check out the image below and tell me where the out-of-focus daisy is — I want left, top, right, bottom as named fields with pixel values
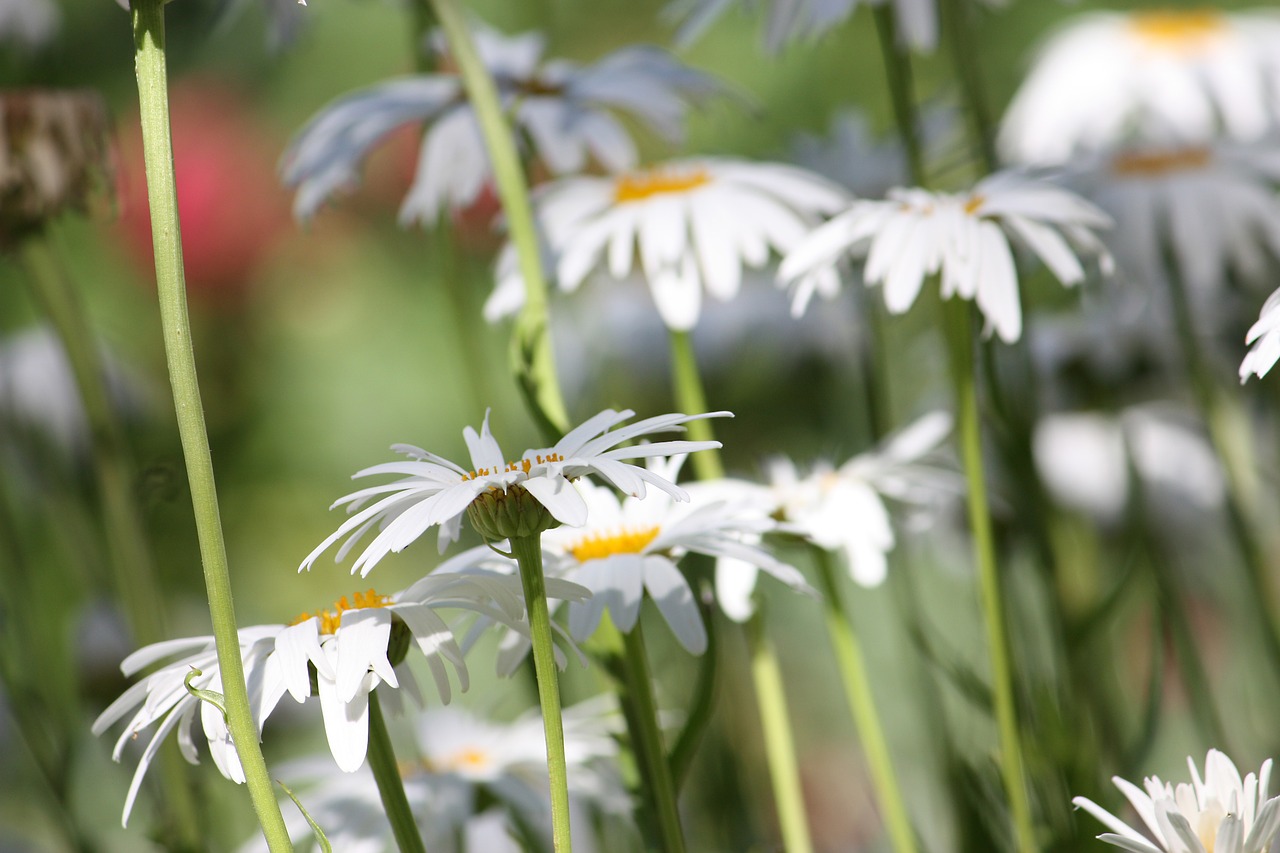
left=486, top=158, right=847, bottom=331
left=301, top=409, right=728, bottom=576
left=282, top=21, right=721, bottom=226
left=110, top=0, right=306, bottom=49
left=779, top=172, right=1112, bottom=342
left=1073, top=749, right=1280, bottom=853
left=1071, top=143, right=1280, bottom=299
left=1000, top=9, right=1280, bottom=165
left=1241, top=288, right=1280, bottom=383
left=238, top=700, right=628, bottom=853
left=1033, top=406, right=1224, bottom=523
left=0, top=0, right=57, bottom=48
left=92, top=574, right=585, bottom=825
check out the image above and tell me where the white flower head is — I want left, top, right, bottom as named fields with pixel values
left=486, top=158, right=848, bottom=331
left=0, top=0, right=57, bottom=49
left=282, top=20, right=723, bottom=226
left=1073, top=750, right=1280, bottom=853
left=92, top=574, right=585, bottom=825
left=779, top=172, right=1113, bottom=342
left=301, top=409, right=730, bottom=577
left=1000, top=9, right=1280, bottom=165
left=1241, top=287, right=1280, bottom=383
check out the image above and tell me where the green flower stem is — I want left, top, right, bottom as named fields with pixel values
left=509, top=534, right=573, bottom=852
left=407, top=0, right=437, bottom=72
left=129, top=3, right=292, bottom=849
left=19, top=235, right=204, bottom=848
left=870, top=5, right=925, bottom=187
left=619, top=622, right=688, bottom=853
left=939, top=0, right=998, bottom=173
left=812, top=548, right=919, bottom=853
left=427, top=0, right=569, bottom=442
left=746, top=609, right=814, bottom=853
left=368, top=691, right=428, bottom=853
left=942, top=301, right=1035, bottom=853
left=668, top=330, right=724, bottom=480
left=668, top=590, right=717, bottom=791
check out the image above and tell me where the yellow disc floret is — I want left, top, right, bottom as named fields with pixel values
left=1129, top=9, right=1226, bottom=55
left=569, top=526, right=662, bottom=563
left=614, top=167, right=712, bottom=203
left=290, top=589, right=392, bottom=636
left=1111, top=147, right=1212, bottom=177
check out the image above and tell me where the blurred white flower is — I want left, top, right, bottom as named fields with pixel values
left=282, top=21, right=721, bottom=225
left=238, top=700, right=627, bottom=853
left=92, top=575, right=571, bottom=824
left=1033, top=406, right=1224, bottom=523
left=301, top=409, right=727, bottom=576
left=779, top=172, right=1112, bottom=342
left=1073, top=749, right=1280, bottom=853
left=0, top=0, right=57, bottom=48
left=486, top=158, right=847, bottom=331
left=1241, top=287, right=1280, bottom=383
left=1000, top=9, right=1280, bottom=165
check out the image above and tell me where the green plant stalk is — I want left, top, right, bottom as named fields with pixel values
left=813, top=548, right=919, bottom=853
left=942, top=302, right=1035, bottom=853
left=668, top=330, right=724, bottom=480
left=129, top=3, right=293, bottom=849
left=428, top=0, right=569, bottom=442
left=19, top=236, right=204, bottom=848
left=620, top=622, right=688, bottom=853
left=747, top=610, right=814, bottom=853
left=939, top=0, right=998, bottom=173
left=509, top=534, right=573, bottom=852
left=367, top=691, right=428, bottom=853
left=668, top=589, right=717, bottom=790
left=870, top=5, right=925, bottom=186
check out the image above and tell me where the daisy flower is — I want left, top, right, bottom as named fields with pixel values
left=778, top=171, right=1113, bottom=342
left=238, top=700, right=628, bottom=853
left=301, top=409, right=729, bottom=577
left=1073, top=749, right=1280, bottom=853
left=282, top=20, right=721, bottom=226
left=1000, top=9, right=1280, bottom=165
left=0, top=0, right=57, bottom=49
left=485, top=158, right=848, bottom=331
left=1241, top=287, right=1280, bottom=382
left=92, top=574, right=586, bottom=825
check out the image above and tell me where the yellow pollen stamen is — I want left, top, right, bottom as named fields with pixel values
left=1111, top=147, right=1212, bottom=176
left=569, top=526, right=661, bottom=562
left=963, top=194, right=985, bottom=215
left=1130, top=9, right=1226, bottom=54
left=446, top=748, right=491, bottom=771
left=289, top=588, right=392, bottom=636
left=614, top=168, right=712, bottom=203
left=461, top=454, right=560, bottom=482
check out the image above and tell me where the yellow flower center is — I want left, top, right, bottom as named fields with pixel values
left=290, top=589, right=392, bottom=636
left=460, top=453, right=563, bottom=482
left=444, top=747, right=492, bottom=772
left=614, top=167, right=712, bottom=203
left=962, top=194, right=985, bottom=215
left=1111, top=146, right=1212, bottom=177
left=1129, top=9, right=1226, bottom=55
left=569, top=526, right=661, bottom=562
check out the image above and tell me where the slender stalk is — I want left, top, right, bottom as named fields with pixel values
left=427, top=0, right=569, bottom=442
left=129, top=3, right=292, bottom=849
left=746, top=609, right=814, bottom=853
left=509, top=534, right=573, bottom=852
left=939, top=0, right=998, bottom=173
left=368, top=691, right=428, bottom=853
left=669, top=587, right=717, bottom=790
left=870, top=5, right=925, bottom=187
left=942, top=301, right=1036, bottom=853
left=813, top=548, right=919, bottom=853
left=668, top=330, right=724, bottom=480
left=620, top=622, right=688, bottom=853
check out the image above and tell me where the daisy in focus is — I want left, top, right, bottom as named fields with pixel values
left=301, top=409, right=729, bottom=576
left=778, top=172, right=1112, bottom=342
left=1241, top=287, right=1280, bottom=382
left=239, top=700, right=628, bottom=853
left=1073, top=749, right=1280, bottom=853
left=282, top=20, right=721, bottom=226
left=1000, top=9, right=1280, bottom=165
left=92, top=574, right=586, bottom=824
left=485, top=158, right=847, bottom=331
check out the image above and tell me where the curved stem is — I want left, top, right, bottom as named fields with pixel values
left=427, top=0, right=569, bottom=442
left=368, top=691, right=428, bottom=853
left=942, top=302, right=1035, bottom=853
left=813, top=548, right=919, bottom=853
left=746, top=609, right=814, bottom=853
left=129, top=3, right=292, bottom=849
left=509, top=534, right=573, bottom=852
left=668, top=330, right=724, bottom=480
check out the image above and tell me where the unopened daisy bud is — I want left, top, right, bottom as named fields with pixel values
left=466, top=482, right=559, bottom=542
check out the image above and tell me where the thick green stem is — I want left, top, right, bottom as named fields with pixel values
left=813, top=549, right=919, bottom=853
left=128, top=3, right=292, bottom=849
left=940, top=0, right=998, bottom=173
left=509, top=534, right=573, bottom=852
left=942, top=302, right=1036, bottom=853
left=668, top=331, right=724, bottom=480
left=619, top=623, right=688, bottom=853
left=747, top=609, right=814, bottom=853
left=427, top=0, right=569, bottom=442
left=368, top=691, right=428, bottom=853
left=870, top=5, right=926, bottom=187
